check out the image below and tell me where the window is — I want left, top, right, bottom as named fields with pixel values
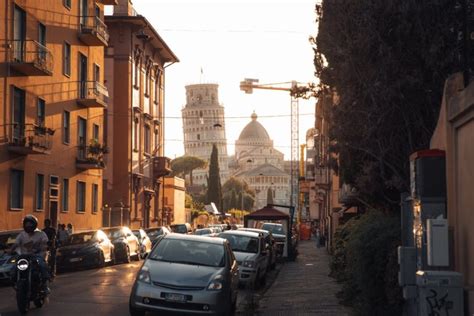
left=62, top=178, right=69, bottom=212
left=154, top=70, right=160, bottom=104
left=63, top=111, right=70, bottom=144
left=93, top=124, right=99, bottom=141
left=37, top=98, right=45, bottom=127
left=63, top=42, right=71, bottom=76
left=76, top=181, right=86, bottom=212
left=94, top=63, right=100, bottom=83
left=12, top=87, right=25, bottom=143
left=35, top=174, right=44, bottom=210
left=145, top=67, right=150, bottom=96
left=133, top=116, right=139, bottom=151
left=10, top=169, right=24, bottom=209
left=144, top=124, right=151, bottom=154
left=63, top=0, right=71, bottom=9
left=13, top=6, right=26, bottom=62
left=92, top=184, right=98, bottom=213
left=197, top=134, right=200, bottom=140
left=133, top=57, right=139, bottom=88
left=154, top=127, right=159, bottom=152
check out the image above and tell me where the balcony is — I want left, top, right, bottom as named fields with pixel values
left=9, top=40, right=53, bottom=76
left=76, top=141, right=108, bottom=170
left=8, top=124, right=53, bottom=155
left=152, top=156, right=171, bottom=178
left=97, top=0, right=118, bottom=4
left=79, top=16, right=109, bottom=46
left=338, top=183, right=359, bottom=205
left=77, top=81, right=109, bottom=108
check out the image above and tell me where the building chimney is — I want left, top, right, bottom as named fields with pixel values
left=114, top=0, right=134, bottom=16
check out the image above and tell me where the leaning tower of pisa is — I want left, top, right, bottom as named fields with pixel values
left=181, top=83, right=229, bottom=186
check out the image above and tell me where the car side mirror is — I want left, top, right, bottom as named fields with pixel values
left=98, top=238, right=104, bottom=243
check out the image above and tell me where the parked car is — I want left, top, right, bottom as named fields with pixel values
left=170, top=223, right=193, bottom=234
left=193, top=228, right=217, bottom=237
left=133, top=229, right=153, bottom=259
left=129, top=234, right=239, bottom=316
left=218, top=230, right=268, bottom=289
left=145, top=226, right=171, bottom=246
left=102, top=227, right=140, bottom=263
left=56, top=230, right=115, bottom=272
left=239, top=227, right=277, bottom=270
left=260, top=223, right=287, bottom=256
left=0, top=230, right=22, bottom=282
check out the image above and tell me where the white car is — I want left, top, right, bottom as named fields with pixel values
left=218, top=230, right=268, bottom=289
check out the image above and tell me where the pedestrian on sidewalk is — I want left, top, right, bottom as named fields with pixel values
left=315, top=228, right=321, bottom=248
left=42, top=219, right=57, bottom=278
left=57, top=224, right=69, bottom=246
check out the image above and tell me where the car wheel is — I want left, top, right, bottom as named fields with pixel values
left=129, top=302, right=145, bottom=316
left=124, top=247, right=131, bottom=264
left=97, top=251, right=105, bottom=268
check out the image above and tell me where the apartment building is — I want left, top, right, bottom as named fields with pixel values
left=103, top=0, right=178, bottom=229
left=0, top=0, right=115, bottom=230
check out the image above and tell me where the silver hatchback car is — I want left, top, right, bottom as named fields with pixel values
left=129, top=234, right=239, bottom=316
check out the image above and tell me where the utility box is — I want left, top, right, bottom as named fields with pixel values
left=398, top=246, right=417, bottom=287
left=416, top=271, right=463, bottom=316
left=427, top=218, right=449, bottom=267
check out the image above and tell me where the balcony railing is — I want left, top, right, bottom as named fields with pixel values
left=79, top=16, right=109, bottom=46
left=338, top=183, right=359, bottom=205
left=9, top=40, right=53, bottom=76
left=8, top=124, right=53, bottom=155
left=76, top=141, right=108, bottom=170
left=97, top=0, right=118, bottom=5
left=77, top=81, right=109, bottom=108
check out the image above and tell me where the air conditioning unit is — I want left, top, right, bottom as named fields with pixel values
left=153, top=156, right=171, bottom=178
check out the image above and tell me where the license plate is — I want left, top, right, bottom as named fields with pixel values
left=70, top=257, right=82, bottom=262
left=164, top=293, right=186, bottom=302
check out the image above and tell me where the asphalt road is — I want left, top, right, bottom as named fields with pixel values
left=0, top=260, right=279, bottom=316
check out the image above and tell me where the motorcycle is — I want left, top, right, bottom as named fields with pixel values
left=12, top=254, right=49, bottom=314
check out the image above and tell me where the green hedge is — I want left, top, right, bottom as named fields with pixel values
left=331, top=211, right=403, bottom=316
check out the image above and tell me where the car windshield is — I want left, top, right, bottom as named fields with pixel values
left=220, top=234, right=259, bottom=253
left=149, top=238, right=225, bottom=267
left=262, top=224, right=284, bottom=235
left=146, top=228, right=164, bottom=238
left=103, top=229, right=124, bottom=239
left=68, top=232, right=96, bottom=245
left=194, top=229, right=211, bottom=235
left=170, top=225, right=187, bottom=234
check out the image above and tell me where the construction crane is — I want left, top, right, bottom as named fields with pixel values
left=240, top=78, right=305, bottom=223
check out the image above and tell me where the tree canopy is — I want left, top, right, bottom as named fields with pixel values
left=314, top=0, right=462, bottom=210
left=222, top=177, right=255, bottom=211
left=170, top=156, right=207, bottom=185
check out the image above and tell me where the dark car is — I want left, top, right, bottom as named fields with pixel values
left=56, top=230, right=114, bottom=272
left=0, top=230, right=22, bottom=282
left=102, top=227, right=140, bottom=263
left=145, top=226, right=171, bottom=246
left=129, top=234, right=239, bottom=316
left=170, top=223, right=193, bottom=234
left=260, top=223, right=287, bottom=256
left=133, top=229, right=152, bottom=259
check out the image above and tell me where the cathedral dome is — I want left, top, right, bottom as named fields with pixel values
left=238, top=112, right=270, bottom=141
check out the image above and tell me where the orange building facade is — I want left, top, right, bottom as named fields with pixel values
left=0, top=0, right=115, bottom=230
left=103, top=1, right=178, bottom=230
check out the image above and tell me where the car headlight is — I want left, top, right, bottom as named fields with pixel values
left=8, top=257, right=16, bottom=264
left=17, top=259, right=29, bottom=271
left=137, top=266, right=151, bottom=284
left=242, top=260, right=255, bottom=268
left=207, top=275, right=223, bottom=291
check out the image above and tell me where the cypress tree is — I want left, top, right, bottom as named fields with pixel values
left=206, top=144, right=223, bottom=211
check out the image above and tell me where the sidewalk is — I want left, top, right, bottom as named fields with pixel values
left=256, top=240, right=351, bottom=316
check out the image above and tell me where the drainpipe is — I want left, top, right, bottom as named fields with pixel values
left=3, top=0, right=10, bottom=141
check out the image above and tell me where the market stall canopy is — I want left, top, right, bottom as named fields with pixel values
left=244, top=205, right=290, bottom=222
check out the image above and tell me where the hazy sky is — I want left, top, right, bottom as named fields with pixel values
left=112, top=0, right=317, bottom=159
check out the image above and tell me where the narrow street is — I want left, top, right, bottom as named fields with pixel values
left=256, top=240, right=350, bottom=315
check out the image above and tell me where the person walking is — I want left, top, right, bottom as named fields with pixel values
left=42, top=219, right=57, bottom=278
left=57, top=224, right=69, bottom=247
left=66, top=223, right=74, bottom=235
left=315, top=228, right=321, bottom=248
